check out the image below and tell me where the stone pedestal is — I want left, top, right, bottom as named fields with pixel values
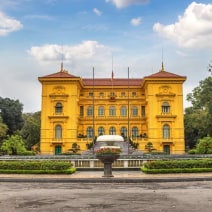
left=96, top=154, right=120, bottom=177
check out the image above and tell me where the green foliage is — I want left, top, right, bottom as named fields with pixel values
left=0, top=116, right=8, bottom=141
left=143, top=159, right=212, bottom=169
left=20, top=112, right=41, bottom=150
left=129, top=138, right=139, bottom=149
left=186, top=77, right=212, bottom=148
left=0, top=97, right=24, bottom=135
left=1, top=134, right=27, bottom=155
left=69, top=142, right=80, bottom=153
left=145, top=142, right=156, bottom=152
left=0, top=168, right=76, bottom=174
left=86, top=136, right=97, bottom=149
left=196, top=136, right=212, bottom=154
left=141, top=167, right=212, bottom=174
left=0, top=160, right=76, bottom=174
left=184, top=107, right=208, bottom=149
left=0, top=161, right=73, bottom=170
left=18, top=151, right=36, bottom=155
left=188, top=149, right=198, bottom=154
left=142, top=159, right=212, bottom=174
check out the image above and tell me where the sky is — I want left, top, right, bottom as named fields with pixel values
left=0, top=0, right=211, bottom=112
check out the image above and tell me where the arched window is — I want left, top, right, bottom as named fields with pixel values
left=55, top=125, right=62, bottom=139
left=162, top=102, right=170, bottom=113
left=132, top=126, right=138, bottom=138
left=109, top=126, right=116, bottom=135
left=132, top=106, right=138, bottom=116
left=87, top=127, right=93, bottom=138
left=109, top=106, right=116, bottom=116
left=163, top=124, right=170, bottom=139
left=87, top=106, right=93, bottom=116
left=120, top=106, right=127, bottom=116
left=120, top=127, right=127, bottom=137
left=98, top=106, right=104, bottom=116
left=55, top=102, right=63, bottom=113
left=98, top=127, right=104, bottom=136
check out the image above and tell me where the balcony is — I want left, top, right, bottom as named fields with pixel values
left=109, top=95, right=116, bottom=101
left=51, top=138, right=63, bottom=144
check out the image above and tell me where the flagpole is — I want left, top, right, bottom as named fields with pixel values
left=112, top=56, right=114, bottom=95
left=127, top=67, right=130, bottom=154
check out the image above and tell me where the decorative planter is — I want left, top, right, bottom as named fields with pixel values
left=95, top=135, right=124, bottom=177
left=96, top=153, right=120, bottom=177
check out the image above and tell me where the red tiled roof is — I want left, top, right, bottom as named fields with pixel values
left=145, top=70, right=186, bottom=78
left=82, top=78, right=143, bottom=86
left=40, top=71, right=78, bottom=78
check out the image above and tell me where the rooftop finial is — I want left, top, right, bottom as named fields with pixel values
left=161, top=48, right=165, bottom=71
left=60, top=45, right=64, bottom=72
left=161, top=61, right=164, bottom=71
left=60, top=61, right=64, bottom=72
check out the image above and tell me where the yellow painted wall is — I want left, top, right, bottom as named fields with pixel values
left=39, top=69, right=186, bottom=155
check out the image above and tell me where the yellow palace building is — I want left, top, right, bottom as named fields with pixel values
left=38, top=63, right=186, bottom=155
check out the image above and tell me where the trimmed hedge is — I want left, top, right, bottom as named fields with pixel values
left=141, top=159, right=212, bottom=174
left=0, top=168, right=76, bottom=174
left=0, top=161, right=76, bottom=174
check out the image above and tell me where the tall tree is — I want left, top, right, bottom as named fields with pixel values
left=0, top=116, right=8, bottom=142
left=0, top=97, right=24, bottom=135
left=184, top=107, right=208, bottom=149
left=20, top=112, right=41, bottom=150
left=185, top=76, right=212, bottom=149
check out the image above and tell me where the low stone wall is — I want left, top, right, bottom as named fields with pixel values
left=72, top=159, right=144, bottom=168
left=0, top=154, right=212, bottom=169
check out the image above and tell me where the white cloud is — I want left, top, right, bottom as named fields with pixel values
left=153, top=2, right=212, bottom=48
left=131, top=17, right=141, bottom=26
left=93, top=8, right=102, bottom=16
left=28, top=40, right=111, bottom=63
left=0, top=11, right=23, bottom=36
left=106, top=0, right=149, bottom=9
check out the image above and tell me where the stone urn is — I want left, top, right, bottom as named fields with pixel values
left=96, top=135, right=123, bottom=177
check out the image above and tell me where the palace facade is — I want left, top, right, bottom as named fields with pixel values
left=38, top=64, right=186, bottom=155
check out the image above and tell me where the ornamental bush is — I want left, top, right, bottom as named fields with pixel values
left=0, top=161, right=72, bottom=170
left=143, top=159, right=212, bottom=169
left=141, top=159, right=212, bottom=174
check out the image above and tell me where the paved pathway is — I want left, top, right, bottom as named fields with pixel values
left=1, top=170, right=212, bottom=182
left=1, top=180, right=212, bottom=211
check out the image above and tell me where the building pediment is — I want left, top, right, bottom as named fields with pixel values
left=49, top=86, right=69, bottom=99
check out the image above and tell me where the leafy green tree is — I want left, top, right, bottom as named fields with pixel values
left=187, top=76, right=212, bottom=136
left=185, top=76, right=212, bottom=149
left=20, top=112, right=41, bottom=150
left=184, top=107, right=208, bottom=149
left=196, top=136, right=212, bottom=154
left=0, top=97, right=24, bottom=135
left=0, top=116, right=8, bottom=142
left=1, top=134, right=27, bottom=155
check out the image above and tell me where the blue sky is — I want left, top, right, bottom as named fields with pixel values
left=0, top=0, right=211, bottom=112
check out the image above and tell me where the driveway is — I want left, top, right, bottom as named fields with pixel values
left=0, top=181, right=211, bottom=212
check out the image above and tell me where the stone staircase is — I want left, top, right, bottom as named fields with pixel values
left=82, top=141, right=142, bottom=155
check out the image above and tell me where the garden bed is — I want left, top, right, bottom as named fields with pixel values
left=141, top=159, right=212, bottom=174
left=0, top=160, right=76, bottom=174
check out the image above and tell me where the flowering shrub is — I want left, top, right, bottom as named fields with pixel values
left=95, top=147, right=121, bottom=155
